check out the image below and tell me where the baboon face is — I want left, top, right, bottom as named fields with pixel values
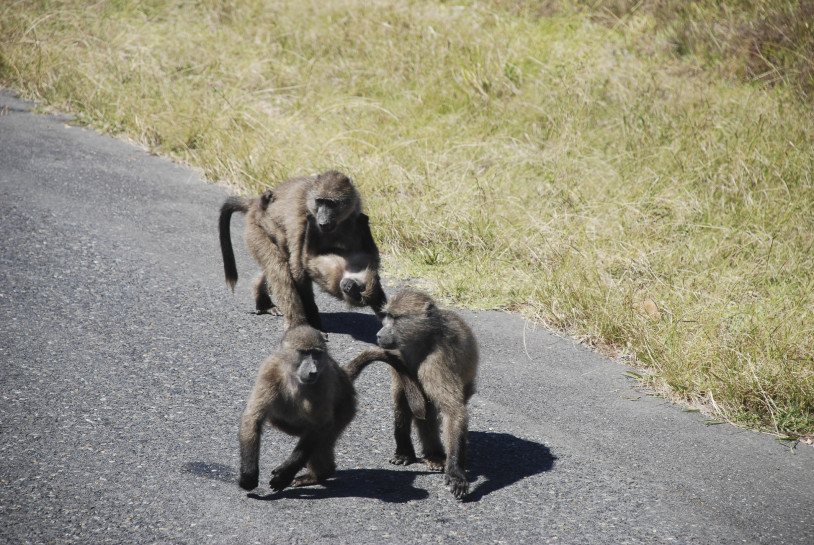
left=376, top=315, right=400, bottom=349
left=306, top=171, right=360, bottom=234
left=281, top=326, right=329, bottom=385
left=376, top=290, right=441, bottom=350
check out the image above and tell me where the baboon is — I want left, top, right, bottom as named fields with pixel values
left=238, top=325, right=426, bottom=492
left=219, top=170, right=387, bottom=332
left=364, top=289, right=479, bottom=500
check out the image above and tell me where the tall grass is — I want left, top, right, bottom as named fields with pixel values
left=2, top=0, right=812, bottom=436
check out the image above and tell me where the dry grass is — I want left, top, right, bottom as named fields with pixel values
left=2, top=0, right=812, bottom=436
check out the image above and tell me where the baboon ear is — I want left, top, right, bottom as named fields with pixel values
left=424, top=301, right=435, bottom=313
left=260, top=189, right=274, bottom=210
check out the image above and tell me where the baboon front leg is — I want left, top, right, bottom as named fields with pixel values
left=238, top=388, right=270, bottom=490
left=390, top=378, right=417, bottom=466
left=440, top=406, right=470, bottom=500
left=269, top=434, right=318, bottom=492
left=238, top=411, right=263, bottom=490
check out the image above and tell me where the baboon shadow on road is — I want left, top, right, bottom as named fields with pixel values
left=320, top=311, right=380, bottom=344
left=184, top=432, right=554, bottom=503
left=465, top=431, right=556, bottom=502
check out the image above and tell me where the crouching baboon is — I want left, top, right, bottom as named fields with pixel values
left=360, top=289, right=479, bottom=500
left=238, top=325, right=425, bottom=492
left=220, top=170, right=387, bottom=332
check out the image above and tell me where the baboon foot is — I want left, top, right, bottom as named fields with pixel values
left=255, top=290, right=274, bottom=313
left=292, top=473, right=321, bottom=487
left=238, top=471, right=259, bottom=491
left=389, top=453, right=418, bottom=466
left=256, top=304, right=282, bottom=316
left=422, top=455, right=446, bottom=471
left=444, top=469, right=469, bottom=500
left=340, top=277, right=363, bottom=304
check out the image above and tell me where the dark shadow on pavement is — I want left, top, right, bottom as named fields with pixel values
left=321, top=311, right=380, bottom=344
left=464, top=431, right=556, bottom=502
left=246, top=468, right=430, bottom=503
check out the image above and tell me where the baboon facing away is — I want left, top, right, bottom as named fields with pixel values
left=220, top=170, right=386, bottom=332
left=363, top=289, right=479, bottom=500
left=238, top=325, right=426, bottom=492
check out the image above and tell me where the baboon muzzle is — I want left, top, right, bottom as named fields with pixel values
left=296, top=356, right=320, bottom=384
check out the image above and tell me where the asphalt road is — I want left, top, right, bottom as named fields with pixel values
left=1, top=87, right=813, bottom=544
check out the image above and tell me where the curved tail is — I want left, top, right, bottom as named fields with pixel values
left=219, top=197, right=251, bottom=291
left=344, top=348, right=426, bottom=419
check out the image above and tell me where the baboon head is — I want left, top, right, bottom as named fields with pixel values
left=306, top=170, right=361, bottom=234
left=376, top=290, right=443, bottom=350
left=281, top=325, right=330, bottom=385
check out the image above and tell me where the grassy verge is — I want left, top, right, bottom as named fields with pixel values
left=2, top=0, right=812, bottom=437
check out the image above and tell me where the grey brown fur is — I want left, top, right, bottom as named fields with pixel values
left=373, top=289, right=479, bottom=500
left=219, top=170, right=387, bottom=331
left=238, top=325, right=427, bottom=492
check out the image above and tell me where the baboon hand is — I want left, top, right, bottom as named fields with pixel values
left=339, top=277, right=363, bottom=303
left=269, top=471, right=295, bottom=492
left=444, top=470, right=469, bottom=501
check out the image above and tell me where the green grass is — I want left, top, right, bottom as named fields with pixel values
left=2, top=0, right=812, bottom=437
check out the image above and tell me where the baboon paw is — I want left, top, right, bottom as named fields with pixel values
left=444, top=473, right=469, bottom=500
left=269, top=473, right=294, bottom=492
left=257, top=305, right=282, bottom=316
left=238, top=473, right=259, bottom=491
left=292, top=474, right=320, bottom=487
left=422, top=455, right=446, bottom=471
left=389, top=453, right=417, bottom=466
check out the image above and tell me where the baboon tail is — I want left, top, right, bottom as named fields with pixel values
left=219, top=197, right=251, bottom=291
left=344, top=349, right=427, bottom=419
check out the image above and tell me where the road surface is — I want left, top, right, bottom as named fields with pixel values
left=1, top=88, right=812, bottom=544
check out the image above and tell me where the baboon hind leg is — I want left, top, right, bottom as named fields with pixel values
left=253, top=274, right=281, bottom=315
left=264, top=264, right=309, bottom=330
left=295, top=280, right=323, bottom=332
left=293, top=439, right=338, bottom=487
left=415, top=402, right=445, bottom=471
left=269, top=434, right=318, bottom=492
